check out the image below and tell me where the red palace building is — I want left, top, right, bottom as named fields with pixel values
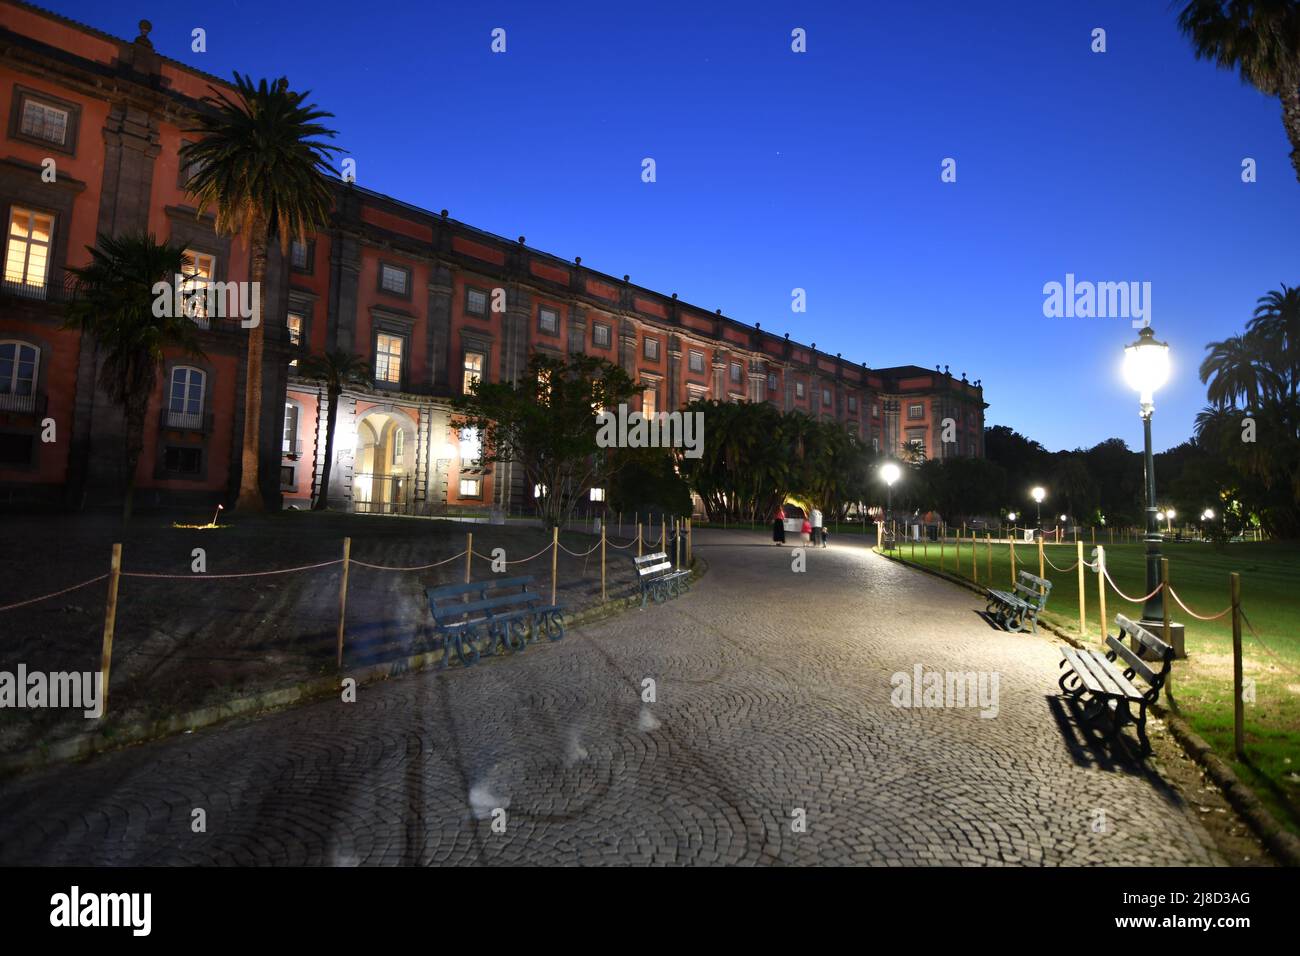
left=0, top=2, right=987, bottom=515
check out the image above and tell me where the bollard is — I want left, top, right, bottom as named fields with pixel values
left=601, top=523, right=607, bottom=603
left=1076, top=540, right=1086, bottom=637
left=1231, top=572, right=1244, bottom=758
left=337, top=537, right=351, bottom=669
left=98, top=542, right=122, bottom=717
left=551, top=526, right=559, bottom=606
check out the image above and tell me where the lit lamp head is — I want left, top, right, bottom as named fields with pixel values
left=1155, top=511, right=1165, bottom=522
left=1031, top=486, right=1046, bottom=504
left=880, top=462, right=901, bottom=487
left=1167, top=508, right=1176, bottom=520
left=1123, top=326, right=1171, bottom=419
left=1059, top=514, right=1067, bottom=523
left=1007, top=512, right=1017, bottom=521
left=1202, top=508, right=1215, bottom=521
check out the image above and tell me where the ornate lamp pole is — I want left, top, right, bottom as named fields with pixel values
left=1031, top=486, right=1046, bottom=537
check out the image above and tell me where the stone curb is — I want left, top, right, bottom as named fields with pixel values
left=0, top=557, right=707, bottom=779
left=876, top=546, right=1299, bottom=867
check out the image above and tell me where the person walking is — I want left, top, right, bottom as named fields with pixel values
left=800, top=516, right=811, bottom=546
left=810, top=506, right=825, bottom=548
left=772, top=505, right=786, bottom=545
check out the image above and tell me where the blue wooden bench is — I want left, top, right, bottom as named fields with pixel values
left=425, top=574, right=564, bottom=667
left=985, top=570, right=1052, bottom=633
left=1058, top=614, right=1174, bottom=753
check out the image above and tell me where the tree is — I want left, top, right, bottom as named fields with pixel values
left=298, top=351, right=371, bottom=510
left=1248, top=283, right=1300, bottom=406
left=451, top=353, right=639, bottom=528
left=1177, top=1, right=1300, bottom=183
left=607, top=447, right=692, bottom=520
left=64, top=233, right=203, bottom=523
left=180, top=73, right=341, bottom=510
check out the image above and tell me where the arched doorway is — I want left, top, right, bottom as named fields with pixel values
left=352, top=408, right=417, bottom=514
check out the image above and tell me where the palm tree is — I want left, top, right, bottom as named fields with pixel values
left=1198, top=332, right=1276, bottom=408
left=180, top=73, right=341, bottom=511
left=298, top=351, right=371, bottom=510
left=64, top=233, right=203, bottom=522
left=1177, top=1, right=1300, bottom=182
left=1248, top=283, right=1300, bottom=404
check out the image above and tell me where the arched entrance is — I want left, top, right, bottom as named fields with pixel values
left=352, top=408, right=417, bottom=514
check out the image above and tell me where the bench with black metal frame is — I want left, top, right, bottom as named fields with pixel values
left=632, top=551, right=690, bottom=608
left=985, top=570, right=1052, bottom=633
left=1057, top=613, right=1174, bottom=754
left=425, top=574, right=564, bottom=667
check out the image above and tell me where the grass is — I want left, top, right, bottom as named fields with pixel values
left=885, top=533, right=1300, bottom=836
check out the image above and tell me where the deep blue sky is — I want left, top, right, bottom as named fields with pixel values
left=44, top=0, right=1300, bottom=452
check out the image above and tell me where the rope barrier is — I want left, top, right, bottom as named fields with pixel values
left=122, top=559, right=343, bottom=579
left=501, top=544, right=555, bottom=567
left=1101, top=566, right=1164, bottom=604
left=1042, top=553, right=1080, bottom=573
left=558, top=540, right=602, bottom=558
left=351, top=552, right=465, bottom=572
left=1166, top=585, right=1232, bottom=622
left=605, top=537, right=637, bottom=550
left=0, top=573, right=108, bottom=613
left=1239, top=607, right=1300, bottom=677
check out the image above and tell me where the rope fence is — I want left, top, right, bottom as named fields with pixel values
left=0, top=573, right=108, bottom=613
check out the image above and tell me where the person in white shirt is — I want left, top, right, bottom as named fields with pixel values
left=810, top=507, right=826, bottom=548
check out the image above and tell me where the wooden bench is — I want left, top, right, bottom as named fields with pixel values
left=425, top=574, right=564, bottom=667
left=632, top=551, right=690, bottom=608
left=1057, top=614, right=1173, bottom=753
left=985, top=570, right=1051, bottom=633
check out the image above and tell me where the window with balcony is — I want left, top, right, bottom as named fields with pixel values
left=283, top=403, right=300, bottom=457
left=0, top=341, right=39, bottom=413
left=180, top=250, right=215, bottom=326
left=463, top=351, right=484, bottom=394
left=4, top=208, right=53, bottom=296
left=375, top=333, right=403, bottom=386
left=167, top=366, right=206, bottom=429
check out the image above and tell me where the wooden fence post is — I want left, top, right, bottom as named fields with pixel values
left=1037, top=536, right=1045, bottom=581
left=1096, top=545, right=1107, bottom=644
left=939, top=534, right=945, bottom=572
left=601, top=522, right=607, bottom=603
left=1009, top=537, right=1016, bottom=584
left=98, top=542, right=122, bottom=717
left=985, top=531, right=991, bottom=581
left=971, top=532, right=977, bottom=582
left=637, top=522, right=643, bottom=557
left=465, top=532, right=473, bottom=584
left=1231, top=572, right=1244, bottom=758
left=686, top=517, right=693, bottom=566
left=337, top=537, right=351, bottom=670
left=551, top=526, right=559, bottom=606
left=1076, top=540, right=1086, bottom=637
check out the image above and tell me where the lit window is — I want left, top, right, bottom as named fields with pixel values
left=283, top=403, right=299, bottom=456
left=539, top=306, right=559, bottom=334
left=908, top=403, right=924, bottom=419
left=593, top=323, right=611, bottom=347
left=872, top=403, right=879, bottom=417
left=459, top=477, right=482, bottom=497
left=167, top=366, right=205, bottom=429
left=463, top=351, right=484, bottom=394
left=795, top=381, right=805, bottom=399
left=20, top=99, right=68, bottom=146
left=689, top=351, right=705, bottom=373
left=642, top=387, right=657, bottom=418
left=0, top=341, right=39, bottom=412
left=534, top=483, right=548, bottom=498
left=459, top=426, right=481, bottom=463
left=393, top=428, right=404, bottom=462
left=644, top=338, right=659, bottom=360
left=466, top=288, right=487, bottom=315
left=590, top=487, right=605, bottom=502
left=286, top=311, right=304, bottom=369
left=180, top=250, right=215, bottom=325
left=375, top=333, right=403, bottom=385
left=4, top=208, right=53, bottom=294
left=380, top=263, right=408, bottom=295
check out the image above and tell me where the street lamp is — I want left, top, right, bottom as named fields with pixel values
left=1123, top=325, right=1180, bottom=651
left=1165, top=507, right=1176, bottom=534
left=1031, top=486, right=1046, bottom=536
left=880, top=462, right=901, bottom=547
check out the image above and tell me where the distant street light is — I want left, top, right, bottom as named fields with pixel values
left=880, top=462, right=901, bottom=525
left=1165, top=507, right=1176, bottom=533
left=1031, top=486, right=1046, bottom=536
left=1123, top=325, right=1176, bottom=642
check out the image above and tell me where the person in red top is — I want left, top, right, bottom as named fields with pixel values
left=800, top=517, right=812, bottom=545
left=772, top=505, right=786, bottom=545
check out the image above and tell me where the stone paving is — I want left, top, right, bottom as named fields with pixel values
left=0, top=530, right=1223, bottom=865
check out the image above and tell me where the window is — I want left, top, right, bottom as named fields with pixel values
left=289, top=240, right=312, bottom=273
left=177, top=140, right=205, bottom=189
left=283, top=403, right=300, bottom=457
left=593, top=323, right=611, bottom=348
left=642, top=387, right=657, bottom=418
left=459, top=426, right=481, bottom=463
left=19, top=97, right=68, bottom=147
left=538, top=306, right=559, bottom=334
left=848, top=395, right=857, bottom=413
left=375, top=333, right=403, bottom=385
left=730, top=363, right=742, bottom=384
left=281, top=465, right=295, bottom=488
left=908, top=403, right=924, bottom=419
left=644, top=337, right=659, bottom=361
left=379, top=263, right=409, bottom=296
left=534, top=483, right=548, bottom=499
left=286, top=311, right=304, bottom=369
left=4, top=208, right=53, bottom=294
left=688, top=350, right=705, bottom=373
left=822, top=388, right=832, bottom=406
left=590, top=487, right=605, bottom=502
left=466, top=287, right=488, bottom=316
left=767, top=373, right=778, bottom=392
left=0, top=341, right=39, bottom=413
left=393, top=428, right=405, bottom=463
left=872, top=403, right=879, bottom=417
left=167, top=367, right=206, bottom=429
left=872, top=436, right=879, bottom=453
left=163, top=446, right=202, bottom=475
left=463, top=351, right=484, bottom=394
left=180, top=249, right=216, bottom=325
left=795, top=381, right=805, bottom=399
left=459, top=477, right=482, bottom=498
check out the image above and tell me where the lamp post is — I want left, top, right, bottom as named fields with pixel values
left=1031, top=486, right=1046, bottom=537
left=880, top=462, right=901, bottom=548
left=1123, top=325, right=1182, bottom=654
left=1165, top=507, right=1176, bottom=534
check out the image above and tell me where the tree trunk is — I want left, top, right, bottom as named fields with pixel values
left=121, top=401, right=146, bottom=525
left=236, top=220, right=270, bottom=511
left=314, top=384, right=340, bottom=510
left=1284, top=84, right=1300, bottom=185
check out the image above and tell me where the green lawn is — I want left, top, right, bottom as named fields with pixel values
left=887, top=535, right=1300, bottom=836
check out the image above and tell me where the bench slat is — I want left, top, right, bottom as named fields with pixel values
left=1061, top=648, right=1107, bottom=695
left=1079, top=650, right=1144, bottom=701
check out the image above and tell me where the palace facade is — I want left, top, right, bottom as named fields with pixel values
left=0, top=1, right=987, bottom=514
